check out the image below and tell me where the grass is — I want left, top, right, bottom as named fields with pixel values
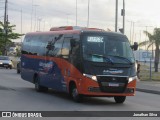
left=140, top=64, right=160, bottom=81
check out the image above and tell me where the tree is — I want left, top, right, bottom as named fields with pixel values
left=0, top=21, right=23, bottom=55
left=139, top=28, right=160, bottom=72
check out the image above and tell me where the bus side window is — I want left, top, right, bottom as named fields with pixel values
left=29, top=35, right=40, bottom=55
left=61, top=38, right=71, bottom=59
left=40, top=35, right=54, bottom=56
left=22, top=35, right=31, bottom=54
left=47, top=36, right=63, bottom=57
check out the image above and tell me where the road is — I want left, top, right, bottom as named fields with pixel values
left=0, top=69, right=160, bottom=120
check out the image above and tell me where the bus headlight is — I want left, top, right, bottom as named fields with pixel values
left=83, top=74, right=97, bottom=81
left=128, top=76, right=137, bottom=83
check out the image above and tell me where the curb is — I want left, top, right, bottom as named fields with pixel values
left=136, top=88, right=160, bottom=95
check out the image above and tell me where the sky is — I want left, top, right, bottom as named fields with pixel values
left=0, top=0, right=160, bottom=44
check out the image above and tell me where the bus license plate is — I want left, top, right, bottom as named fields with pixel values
left=109, top=83, right=119, bottom=87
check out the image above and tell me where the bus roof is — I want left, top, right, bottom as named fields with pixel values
left=25, top=30, right=81, bottom=36
left=25, top=29, right=126, bottom=38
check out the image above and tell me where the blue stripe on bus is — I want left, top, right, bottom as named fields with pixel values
left=21, top=55, right=67, bottom=92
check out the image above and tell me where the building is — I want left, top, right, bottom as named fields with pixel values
left=133, top=49, right=154, bottom=62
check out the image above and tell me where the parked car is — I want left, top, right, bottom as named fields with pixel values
left=17, top=57, right=21, bottom=74
left=0, top=56, right=13, bottom=69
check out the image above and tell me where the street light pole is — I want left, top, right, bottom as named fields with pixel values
left=132, top=22, right=135, bottom=45
left=33, top=5, right=39, bottom=32
left=67, top=14, right=70, bottom=25
left=4, top=0, right=8, bottom=55
left=122, top=0, right=125, bottom=34
left=76, top=0, right=77, bottom=26
left=38, top=18, right=42, bottom=31
left=21, top=9, right=23, bottom=43
left=115, top=0, right=118, bottom=32
left=30, top=0, right=34, bottom=32
left=87, top=0, right=90, bottom=27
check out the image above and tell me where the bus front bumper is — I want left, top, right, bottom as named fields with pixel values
left=77, top=77, right=136, bottom=97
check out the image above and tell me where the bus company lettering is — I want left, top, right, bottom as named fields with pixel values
left=103, top=69, right=123, bottom=74
left=39, top=61, right=53, bottom=68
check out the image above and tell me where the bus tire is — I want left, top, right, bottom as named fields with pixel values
left=17, top=69, right=20, bottom=74
left=114, top=96, right=126, bottom=103
left=70, top=84, right=83, bottom=102
left=35, top=76, right=48, bottom=92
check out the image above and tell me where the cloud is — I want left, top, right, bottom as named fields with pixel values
left=1, top=0, right=160, bottom=43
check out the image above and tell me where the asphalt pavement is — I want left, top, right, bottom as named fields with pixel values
left=136, top=80, right=160, bottom=95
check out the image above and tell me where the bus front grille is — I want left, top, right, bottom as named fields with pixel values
left=97, top=76, right=128, bottom=93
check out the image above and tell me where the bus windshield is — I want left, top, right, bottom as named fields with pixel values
left=82, top=35, right=135, bottom=64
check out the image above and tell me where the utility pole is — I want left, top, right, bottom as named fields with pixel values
left=21, top=9, right=23, bottom=43
left=43, top=20, right=45, bottom=31
left=132, top=22, right=135, bottom=45
left=66, top=14, right=69, bottom=25
left=33, top=5, right=39, bottom=32
left=30, top=0, right=34, bottom=31
left=115, top=0, right=118, bottom=32
left=87, top=0, right=90, bottom=27
left=4, top=0, right=8, bottom=55
left=4, top=0, right=8, bottom=28
left=76, top=0, right=77, bottom=26
left=139, top=30, right=141, bottom=49
left=122, top=0, right=125, bottom=34
left=38, top=18, right=41, bottom=31
left=145, top=26, right=153, bottom=50
left=129, top=21, right=132, bottom=43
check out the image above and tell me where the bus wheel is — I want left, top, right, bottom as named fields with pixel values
left=17, top=69, right=20, bottom=74
left=70, top=84, right=83, bottom=102
left=114, top=96, right=126, bottom=103
left=35, top=76, right=48, bottom=92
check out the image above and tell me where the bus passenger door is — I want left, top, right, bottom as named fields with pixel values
left=60, top=37, right=72, bottom=92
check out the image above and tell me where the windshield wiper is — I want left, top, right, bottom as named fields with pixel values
left=108, top=55, right=133, bottom=64
left=87, top=53, right=114, bottom=64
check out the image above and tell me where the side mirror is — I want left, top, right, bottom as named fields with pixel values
left=131, top=42, right=138, bottom=51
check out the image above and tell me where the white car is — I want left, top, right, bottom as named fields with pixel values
left=0, top=56, right=13, bottom=69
